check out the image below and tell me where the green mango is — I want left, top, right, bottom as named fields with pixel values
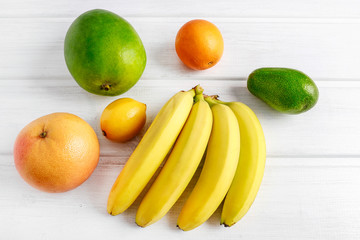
left=64, top=9, right=146, bottom=96
left=247, top=68, right=319, bottom=114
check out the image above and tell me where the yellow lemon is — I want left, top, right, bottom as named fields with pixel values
left=101, top=98, right=146, bottom=142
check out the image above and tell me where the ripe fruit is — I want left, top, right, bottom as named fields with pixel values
left=104, top=85, right=267, bottom=230
left=211, top=99, right=266, bottom=227
left=13, top=113, right=100, bottom=193
left=247, top=68, right=319, bottom=114
left=64, top=9, right=146, bottom=96
left=177, top=102, right=240, bottom=231
left=136, top=86, right=212, bottom=227
left=175, top=19, right=224, bottom=70
left=100, top=98, right=146, bottom=143
left=107, top=89, right=195, bottom=216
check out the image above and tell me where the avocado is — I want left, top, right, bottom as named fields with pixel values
left=247, top=68, right=319, bottom=114
left=64, top=9, right=146, bottom=96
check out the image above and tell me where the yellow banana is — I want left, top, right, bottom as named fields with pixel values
left=220, top=100, right=266, bottom=227
left=177, top=101, right=240, bottom=231
left=107, top=89, right=195, bottom=216
left=136, top=86, right=213, bottom=227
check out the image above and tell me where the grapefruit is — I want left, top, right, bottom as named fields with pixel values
left=13, top=112, right=100, bottom=193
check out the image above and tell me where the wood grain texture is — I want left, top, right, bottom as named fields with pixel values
left=0, top=18, right=360, bottom=80
left=2, top=155, right=360, bottom=239
left=1, top=0, right=360, bottom=239
left=1, top=0, right=360, bottom=18
left=1, top=80, right=360, bottom=157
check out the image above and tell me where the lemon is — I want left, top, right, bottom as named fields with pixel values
left=101, top=98, right=146, bottom=142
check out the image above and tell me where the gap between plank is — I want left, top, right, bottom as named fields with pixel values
left=1, top=79, right=360, bottom=88
left=0, top=17, right=360, bottom=24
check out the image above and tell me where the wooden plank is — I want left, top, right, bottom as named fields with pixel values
left=0, top=18, right=360, bottom=80
left=1, top=155, right=360, bottom=239
left=1, top=79, right=360, bottom=157
left=0, top=0, right=359, bottom=18
left=1, top=0, right=359, bottom=239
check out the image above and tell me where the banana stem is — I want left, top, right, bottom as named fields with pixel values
left=194, top=85, right=204, bottom=95
left=194, top=94, right=204, bottom=103
left=185, top=88, right=196, bottom=97
left=204, top=95, right=232, bottom=107
left=194, top=85, right=205, bottom=103
left=204, top=95, right=223, bottom=107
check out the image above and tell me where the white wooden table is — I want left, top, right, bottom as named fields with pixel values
left=1, top=1, right=360, bottom=239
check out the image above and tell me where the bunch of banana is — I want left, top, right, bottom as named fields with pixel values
left=107, top=88, right=195, bottom=215
left=176, top=95, right=240, bottom=231
left=206, top=96, right=266, bottom=228
left=136, top=86, right=213, bottom=227
left=107, top=85, right=266, bottom=231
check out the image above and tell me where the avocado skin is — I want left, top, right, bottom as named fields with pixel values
left=247, top=68, right=319, bottom=114
left=64, top=9, right=146, bottom=96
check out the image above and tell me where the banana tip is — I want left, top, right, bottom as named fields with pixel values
left=176, top=225, right=184, bottom=231
left=221, top=222, right=233, bottom=228
left=107, top=209, right=118, bottom=216
left=135, top=221, right=145, bottom=228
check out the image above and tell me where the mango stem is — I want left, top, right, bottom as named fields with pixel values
left=101, top=84, right=112, bottom=91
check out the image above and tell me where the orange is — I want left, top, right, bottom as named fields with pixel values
left=13, top=112, right=100, bottom=193
left=175, top=19, right=224, bottom=70
left=100, top=98, right=146, bottom=143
